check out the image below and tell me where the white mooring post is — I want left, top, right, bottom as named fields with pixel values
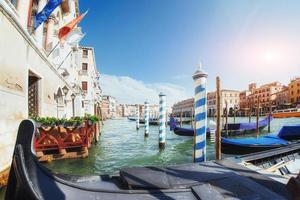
left=144, top=101, right=149, bottom=137
left=193, top=63, right=208, bottom=163
left=136, top=104, right=140, bottom=130
left=159, top=92, right=166, bottom=149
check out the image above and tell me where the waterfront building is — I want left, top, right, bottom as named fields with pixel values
left=140, top=104, right=159, bottom=118
left=274, top=87, right=289, bottom=109
left=239, top=90, right=251, bottom=116
left=172, top=98, right=194, bottom=117
left=101, top=95, right=117, bottom=119
left=248, top=82, right=283, bottom=114
left=116, top=104, right=126, bottom=118
left=78, top=46, right=102, bottom=116
left=123, top=104, right=139, bottom=117
left=288, top=77, right=300, bottom=105
left=0, top=0, right=101, bottom=180
left=207, top=90, right=240, bottom=117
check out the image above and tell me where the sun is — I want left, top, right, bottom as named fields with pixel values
left=263, top=50, right=282, bottom=64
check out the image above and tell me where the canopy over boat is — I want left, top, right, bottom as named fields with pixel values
left=225, top=116, right=273, bottom=136
left=169, top=117, right=211, bottom=137
left=5, top=120, right=292, bottom=199
left=221, top=124, right=300, bottom=155
left=221, top=136, right=289, bottom=155
left=277, top=125, right=300, bottom=141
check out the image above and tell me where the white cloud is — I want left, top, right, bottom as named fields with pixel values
left=99, top=74, right=191, bottom=106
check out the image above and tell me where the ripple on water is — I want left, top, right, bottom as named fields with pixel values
left=44, top=117, right=300, bottom=175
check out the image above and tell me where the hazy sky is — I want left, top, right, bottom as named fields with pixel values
left=79, top=0, right=300, bottom=105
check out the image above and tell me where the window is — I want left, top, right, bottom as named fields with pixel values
left=82, top=81, right=88, bottom=91
left=9, top=0, right=18, bottom=8
left=27, top=0, right=39, bottom=33
left=83, top=49, right=88, bottom=58
left=82, top=63, right=88, bottom=70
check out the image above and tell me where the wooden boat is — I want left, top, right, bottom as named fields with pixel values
left=169, top=117, right=211, bottom=137
left=272, top=108, right=300, bottom=118
left=5, top=120, right=296, bottom=199
left=127, top=116, right=137, bottom=121
left=224, top=116, right=272, bottom=136
left=139, top=118, right=159, bottom=125
left=221, top=136, right=289, bottom=155
left=221, top=125, right=300, bottom=155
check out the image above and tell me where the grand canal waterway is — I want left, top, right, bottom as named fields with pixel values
left=44, top=117, right=300, bottom=175
left=0, top=117, right=299, bottom=199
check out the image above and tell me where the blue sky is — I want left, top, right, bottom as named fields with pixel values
left=79, top=0, right=300, bottom=104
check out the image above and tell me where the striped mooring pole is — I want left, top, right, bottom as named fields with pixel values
left=144, top=101, right=149, bottom=137
left=159, top=92, right=166, bottom=149
left=136, top=104, right=140, bottom=130
left=193, top=64, right=208, bottom=163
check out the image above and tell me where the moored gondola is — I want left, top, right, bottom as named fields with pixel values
left=6, top=120, right=297, bottom=200
left=221, top=125, right=300, bottom=155
left=224, top=115, right=273, bottom=136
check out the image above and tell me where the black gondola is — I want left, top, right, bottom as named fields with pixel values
left=224, top=116, right=273, bottom=136
left=221, top=125, right=300, bottom=155
left=5, top=120, right=293, bottom=199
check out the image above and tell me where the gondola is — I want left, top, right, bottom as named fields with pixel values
left=221, top=125, right=300, bottom=155
left=127, top=116, right=136, bottom=121
left=224, top=116, right=273, bottom=136
left=169, top=117, right=211, bottom=137
left=5, top=120, right=296, bottom=199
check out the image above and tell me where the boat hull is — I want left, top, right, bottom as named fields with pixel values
left=221, top=142, right=283, bottom=155
left=5, top=120, right=294, bottom=200
left=272, top=112, right=300, bottom=118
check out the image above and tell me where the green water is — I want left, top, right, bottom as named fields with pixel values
left=43, top=117, right=300, bottom=176
left=0, top=117, right=299, bottom=199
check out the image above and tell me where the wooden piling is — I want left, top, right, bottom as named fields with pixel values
left=191, top=107, right=193, bottom=128
left=233, top=105, right=236, bottom=124
left=225, top=101, right=228, bottom=136
left=268, top=100, right=272, bottom=133
left=215, top=77, right=221, bottom=160
left=256, top=97, right=260, bottom=137
left=248, top=100, right=251, bottom=123
left=180, top=110, right=183, bottom=127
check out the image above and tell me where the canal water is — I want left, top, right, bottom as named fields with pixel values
left=43, top=117, right=300, bottom=176
left=0, top=117, right=299, bottom=199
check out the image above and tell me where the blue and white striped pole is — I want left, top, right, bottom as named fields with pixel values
left=193, top=63, right=208, bottom=163
left=144, top=101, right=149, bottom=137
left=136, top=104, right=140, bottom=130
left=159, top=92, right=166, bottom=149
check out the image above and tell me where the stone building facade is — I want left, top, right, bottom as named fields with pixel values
left=248, top=82, right=283, bottom=113
left=0, top=0, right=101, bottom=177
left=207, top=90, right=240, bottom=117
left=288, top=77, right=300, bottom=105
left=172, top=98, right=194, bottom=117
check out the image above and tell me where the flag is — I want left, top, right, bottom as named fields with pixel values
left=96, top=72, right=100, bottom=80
left=34, top=0, right=62, bottom=29
left=64, top=27, right=85, bottom=47
left=59, top=11, right=88, bottom=41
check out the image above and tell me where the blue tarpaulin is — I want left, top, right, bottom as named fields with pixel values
left=35, top=0, right=62, bottom=29
left=277, top=125, right=300, bottom=140
left=222, top=135, right=288, bottom=146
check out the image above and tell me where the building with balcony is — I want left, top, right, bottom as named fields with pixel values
left=0, top=0, right=101, bottom=179
left=248, top=82, right=283, bottom=114
left=101, top=95, right=117, bottom=119
left=274, top=87, right=289, bottom=109
left=288, top=77, right=300, bottom=105
left=207, top=90, right=240, bottom=117
left=239, top=90, right=251, bottom=116
left=172, top=98, right=194, bottom=117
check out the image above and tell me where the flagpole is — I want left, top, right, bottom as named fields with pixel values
left=47, top=41, right=60, bottom=57
left=57, top=50, right=72, bottom=70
